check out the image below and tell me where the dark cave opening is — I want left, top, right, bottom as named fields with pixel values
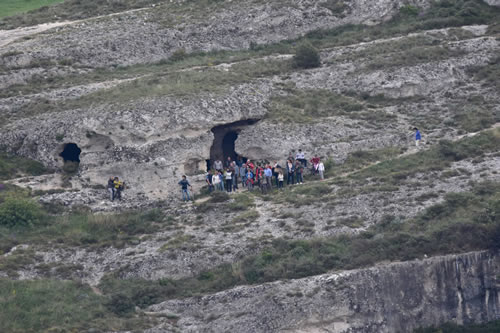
left=59, top=143, right=81, bottom=163
left=208, top=119, right=259, bottom=170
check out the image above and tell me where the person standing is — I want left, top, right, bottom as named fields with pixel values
left=178, top=175, right=192, bottom=202
left=107, top=176, right=115, bottom=201
left=225, top=168, right=233, bottom=193
left=264, top=165, right=273, bottom=191
left=295, top=160, right=304, bottom=184
left=414, top=127, right=422, bottom=147
left=318, top=161, right=325, bottom=180
left=246, top=168, right=254, bottom=191
left=206, top=171, right=214, bottom=193
left=273, top=161, right=281, bottom=188
left=240, top=163, right=247, bottom=188
left=278, top=171, right=284, bottom=190
left=214, top=159, right=223, bottom=172
left=296, top=149, right=307, bottom=168
left=212, top=171, right=221, bottom=191
left=232, top=162, right=239, bottom=191
left=286, top=159, right=295, bottom=185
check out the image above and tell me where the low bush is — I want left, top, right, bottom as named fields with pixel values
left=0, top=197, right=44, bottom=228
left=293, top=41, right=321, bottom=69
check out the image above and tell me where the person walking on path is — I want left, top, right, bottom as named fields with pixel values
left=107, top=176, right=115, bottom=201
left=414, top=127, right=422, bottom=147
left=225, top=168, right=233, bottom=193
left=178, top=175, right=193, bottom=202
left=286, top=159, right=295, bottom=185
left=318, top=161, right=325, bottom=180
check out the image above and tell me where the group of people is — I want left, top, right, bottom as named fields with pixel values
left=107, top=176, right=125, bottom=201
left=203, top=150, right=326, bottom=196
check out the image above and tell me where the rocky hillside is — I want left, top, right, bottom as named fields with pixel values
left=0, top=0, right=500, bottom=332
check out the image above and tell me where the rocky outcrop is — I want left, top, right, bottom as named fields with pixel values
left=148, top=251, right=500, bottom=333
left=0, top=0, right=430, bottom=71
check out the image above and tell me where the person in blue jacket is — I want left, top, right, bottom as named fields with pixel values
left=414, top=127, right=422, bottom=147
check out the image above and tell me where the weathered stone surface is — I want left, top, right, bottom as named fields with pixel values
left=147, top=251, right=500, bottom=333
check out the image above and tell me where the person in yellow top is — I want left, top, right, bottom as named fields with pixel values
left=113, top=177, right=125, bottom=201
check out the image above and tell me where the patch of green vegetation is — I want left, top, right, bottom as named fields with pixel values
left=352, top=128, right=500, bottom=183
left=473, top=56, right=500, bottom=90
left=0, top=0, right=64, bottom=19
left=267, top=89, right=364, bottom=123
left=363, top=45, right=466, bottom=72
left=415, top=320, right=500, bottom=333
left=0, top=279, right=155, bottom=332
left=305, top=0, right=500, bottom=50
left=0, top=202, right=163, bottom=255
left=328, top=146, right=405, bottom=177
left=159, top=233, right=195, bottom=251
left=0, top=152, right=48, bottom=180
left=293, top=41, right=321, bottom=69
left=0, top=196, right=45, bottom=228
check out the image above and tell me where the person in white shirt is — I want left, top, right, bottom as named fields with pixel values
left=225, top=169, right=233, bottom=193
left=318, top=161, right=325, bottom=180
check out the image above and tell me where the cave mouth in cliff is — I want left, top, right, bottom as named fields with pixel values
left=59, top=143, right=81, bottom=163
left=208, top=119, right=260, bottom=170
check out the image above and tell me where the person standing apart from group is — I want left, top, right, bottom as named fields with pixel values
left=414, top=127, right=422, bottom=147
left=178, top=175, right=193, bottom=202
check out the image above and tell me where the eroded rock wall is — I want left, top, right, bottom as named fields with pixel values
left=148, top=251, right=500, bottom=333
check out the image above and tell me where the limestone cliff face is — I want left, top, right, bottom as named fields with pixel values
left=148, top=251, right=500, bottom=333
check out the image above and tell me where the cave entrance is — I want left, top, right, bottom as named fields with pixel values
left=60, top=143, right=81, bottom=163
left=208, top=119, right=259, bottom=170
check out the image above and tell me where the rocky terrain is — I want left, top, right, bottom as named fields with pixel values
left=1, top=0, right=500, bottom=332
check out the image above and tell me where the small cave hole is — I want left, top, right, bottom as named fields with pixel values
left=60, top=143, right=81, bottom=163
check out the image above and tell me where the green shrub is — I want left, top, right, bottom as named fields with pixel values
left=105, top=293, right=135, bottom=316
left=399, top=5, right=419, bottom=17
left=293, top=41, right=321, bottom=69
left=0, top=197, right=44, bottom=228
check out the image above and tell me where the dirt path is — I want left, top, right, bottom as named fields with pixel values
left=0, top=7, right=149, bottom=49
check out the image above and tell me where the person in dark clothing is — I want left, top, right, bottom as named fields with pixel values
left=178, top=175, right=192, bottom=202
left=206, top=171, right=214, bottom=193
left=107, top=176, right=115, bottom=201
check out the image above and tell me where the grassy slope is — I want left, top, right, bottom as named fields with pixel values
left=0, top=0, right=64, bottom=19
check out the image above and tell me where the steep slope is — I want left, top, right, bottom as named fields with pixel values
left=1, top=1, right=500, bottom=332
